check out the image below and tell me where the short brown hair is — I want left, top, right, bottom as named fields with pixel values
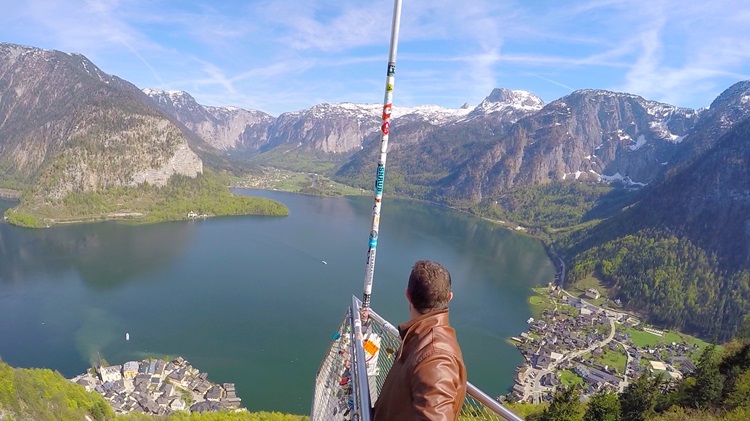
left=408, top=260, right=452, bottom=314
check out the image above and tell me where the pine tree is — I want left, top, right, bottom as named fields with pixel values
left=536, top=386, right=583, bottom=421
left=619, top=374, right=662, bottom=421
left=684, top=344, right=723, bottom=409
left=584, top=392, right=621, bottom=421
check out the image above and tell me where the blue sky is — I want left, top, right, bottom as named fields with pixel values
left=2, top=0, right=749, bottom=116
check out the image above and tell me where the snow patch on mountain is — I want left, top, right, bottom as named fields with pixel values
left=629, top=134, right=648, bottom=151
left=649, top=117, right=686, bottom=143
left=298, top=102, right=472, bottom=125
left=591, top=171, right=647, bottom=187
left=562, top=171, right=583, bottom=180
left=615, top=130, right=631, bottom=142
left=143, top=88, right=197, bottom=109
left=395, top=104, right=473, bottom=124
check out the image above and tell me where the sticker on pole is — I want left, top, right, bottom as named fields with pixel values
left=381, top=121, right=390, bottom=135
left=382, top=103, right=392, bottom=120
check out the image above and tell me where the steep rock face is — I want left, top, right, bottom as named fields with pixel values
left=664, top=80, right=750, bottom=177
left=440, top=90, right=699, bottom=203
left=335, top=89, right=544, bottom=191
left=265, top=102, right=484, bottom=155
left=0, top=42, right=202, bottom=196
left=143, top=89, right=274, bottom=152
left=35, top=114, right=202, bottom=199
left=265, top=103, right=381, bottom=154
left=130, top=141, right=202, bottom=187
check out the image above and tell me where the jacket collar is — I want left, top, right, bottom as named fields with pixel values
left=397, top=309, right=450, bottom=340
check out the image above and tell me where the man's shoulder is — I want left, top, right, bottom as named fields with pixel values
left=415, top=325, right=463, bottom=363
left=430, top=323, right=459, bottom=342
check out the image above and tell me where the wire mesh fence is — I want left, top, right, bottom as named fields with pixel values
left=311, top=297, right=524, bottom=421
left=310, top=311, right=355, bottom=421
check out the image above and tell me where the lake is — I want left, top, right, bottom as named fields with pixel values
left=0, top=190, right=554, bottom=414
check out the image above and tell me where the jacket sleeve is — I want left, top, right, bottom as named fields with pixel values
left=411, top=350, right=463, bottom=420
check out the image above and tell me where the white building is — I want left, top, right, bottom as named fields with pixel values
left=99, top=365, right=123, bottom=383
left=585, top=288, right=601, bottom=300
left=170, top=398, right=186, bottom=411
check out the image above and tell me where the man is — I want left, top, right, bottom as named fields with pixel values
left=372, top=260, right=467, bottom=420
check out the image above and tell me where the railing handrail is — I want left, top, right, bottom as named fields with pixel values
left=351, top=295, right=373, bottom=420
left=466, top=382, right=525, bottom=421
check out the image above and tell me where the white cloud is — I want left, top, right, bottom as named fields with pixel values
left=1, top=0, right=748, bottom=114
left=615, top=0, right=750, bottom=105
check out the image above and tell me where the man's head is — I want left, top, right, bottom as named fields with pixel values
left=406, top=260, right=453, bottom=315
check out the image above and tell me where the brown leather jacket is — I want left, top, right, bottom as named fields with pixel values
left=372, top=309, right=467, bottom=420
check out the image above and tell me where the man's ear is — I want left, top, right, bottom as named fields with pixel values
left=448, top=291, right=454, bottom=302
left=405, top=288, right=410, bottom=302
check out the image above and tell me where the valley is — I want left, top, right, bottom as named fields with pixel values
left=0, top=34, right=749, bottom=420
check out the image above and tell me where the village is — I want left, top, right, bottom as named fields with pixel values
left=71, top=356, right=243, bottom=415
left=505, top=282, right=704, bottom=404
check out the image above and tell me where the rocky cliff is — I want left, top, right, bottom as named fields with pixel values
left=439, top=90, right=700, bottom=203
left=335, top=89, right=545, bottom=194
left=0, top=42, right=202, bottom=198
left=663, top=80, right=750, bottom=179
left=143, top=88, right=274, bottom=152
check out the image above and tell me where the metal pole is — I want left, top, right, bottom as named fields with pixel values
left=362, top=0, right=403, bottom=318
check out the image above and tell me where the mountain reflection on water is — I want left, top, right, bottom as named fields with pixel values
left=0, top=213, right=192, bottom=289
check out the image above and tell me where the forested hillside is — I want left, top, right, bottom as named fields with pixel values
left=468, top=182, right=636, bottom=232
left=563, top=117, right=750, bottom=341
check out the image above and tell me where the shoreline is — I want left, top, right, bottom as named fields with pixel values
left=0, top=188, right=21, bottom=200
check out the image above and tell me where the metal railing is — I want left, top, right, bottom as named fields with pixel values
left=311, top=296, right=524, bottom=421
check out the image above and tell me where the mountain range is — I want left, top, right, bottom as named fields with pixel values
left=1, top=41, right=748, bottom=339
left=141, top=72, right=743, bottom=209
left=4, top=41, right=748, bottom=211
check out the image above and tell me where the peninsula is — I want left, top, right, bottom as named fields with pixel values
left=4, top=170, right=288, bottom=228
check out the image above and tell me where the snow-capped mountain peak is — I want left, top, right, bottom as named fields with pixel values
left=474, top=88, right=545, bottom=113
left=291, top=102, right=472, bottom=125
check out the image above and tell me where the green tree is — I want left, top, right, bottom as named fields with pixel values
left=584, top=392, right=621, bottom=421
left=737, top=316, right=750, bottom=340
left=684, top=345, right=723, bottom=409
left=535, top=386, right=583, bottom=421
left=619, top=374, right=662, bottom=421
left=725, top=369, right=750, bottom=409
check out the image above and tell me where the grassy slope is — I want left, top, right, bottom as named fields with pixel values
left=0, top=359, right=113, bottom=421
